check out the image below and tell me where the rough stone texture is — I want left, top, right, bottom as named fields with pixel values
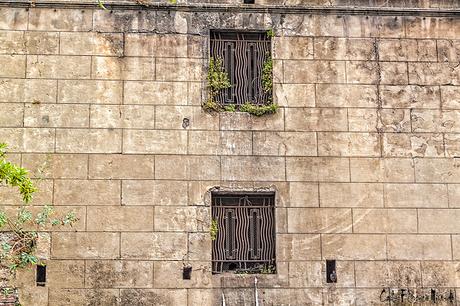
left=0, top=1, right=459, bottom=305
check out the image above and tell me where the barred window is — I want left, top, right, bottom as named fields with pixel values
left=209, top=31, right=272, bottom=106
left=211, top=192, right=276, bottom=274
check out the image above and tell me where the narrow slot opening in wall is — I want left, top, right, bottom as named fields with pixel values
left=244, top=0, right=255, bottom=3
left=326, top=260, right=337, bottom=283
left=36, top=265, right=46, bottom=286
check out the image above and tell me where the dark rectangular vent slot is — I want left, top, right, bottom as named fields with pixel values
left=36, top=265, right=46, bottom=286
left=326, top=260, right=337, bottom=283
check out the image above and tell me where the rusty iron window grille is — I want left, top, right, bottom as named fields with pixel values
left=210, top=31, right=272, bottom=106
left=211, top=192, right=276, bottom=274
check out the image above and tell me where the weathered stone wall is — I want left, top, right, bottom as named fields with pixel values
left=0, top=1, right=460, bottom=305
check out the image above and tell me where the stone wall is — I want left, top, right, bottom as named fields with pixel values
left=0, top=1, right=460, bottom=305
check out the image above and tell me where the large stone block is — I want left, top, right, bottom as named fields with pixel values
left=348, top=108, right=411, bottom=133
left=287, top=208, right=352, bottom=233
left=0, top=8, right=28, bottom=30
left=24, top=31, right=59, bottom=54
left=350, top=158, right=414, bottom=182
left=28, top=8, right=92, bottom=31
left=154, top=206, right=208, bottom=232
left=122, top=180, right=188, bottom=206
left=314, top=38, right=375, bottom=60
left=0, top=103, right=23, bottom=127
left=85, top=260, right=154, bottom=288
left=47, top=260, right=85, bottom=288
left=0, top=54, right=25, bottom=77
left=283, top=60, right=346, bottom=83
left=380, top=61, right=408, bottom=85
left=273, top=36, right=313, bottom=59
left=318, top=132, right=380, bottom=157
left=121, top=289, right=187, bottom=306
left=221, top=156, right=285, bottom=181
left=419, top=209, right=460, bottom=233
left=415, top=158, right=460, bottom=183
left=448, top=184, right=460, bottom=207
left=355, top=261, right=422, bottom=287
left=274, top=83, right=315, bottom=107
left=92, top=56, right=156, bottom=80
left=0, top=31, right=25, bottom=54
left=58, top=80, right=123, bottom=104
left=54, top=179, right=121, bottom=206
left=344, top=15, right=404, bottom=38
left=438, top=39, right=460, bottom=63
left=0, top=79, right=57, bottom=103
left=153, top=261, right=212, bottom=289
left=405, top=16, right=459, bottom=39
left=56, top=129, right=122, bottom=153
left=123, top=81, right=188, bottom=105
left=0, top=128, right=55, bottom=152
left=353, top=209, right=417, bottom=233
left=276, top=234, right=321, bottom=261
left=288, top=261, right=323, bottom=287
left=48, top=289, right=119, bottom=306
left=121, top=232, right=187, bottom=260
left=384, top=183, right=448, bottom=208
left=125, top=33, right=188, bottom=57
left=188, top=233, right=211, bottom=261
left=220, top=110, right=285, bottom=131
left=156, top=58, right=203, bottom=81
left=387, top=235, right=452, bottom=260
left=320, top=183, right=384, bottom=207
left=123, top=130, right=187, bottom=154
left=89, top=154, right=155, bottom=179
left=421, top=261, right=460, bottom=288
left=60, top=32, right=123, bottom=56
left=51, top=232, right=119, bottom=259
left=87, top=206, right=154, bottom=231
left=322, top=234, right=387, bottom=260
left=409, top=62, right=460, bottom=85
left=412, top=109, right=460, bottom=133
left=286, top=157, right=350, bottom=182
left=288, top=182, right=319, bottom=207
left=189, top=131, right=252, bottom=155
left=27, top=55, right=91, bottom=79
left=346, top=61, right=378, bottom=84
left=155, top=106, right=218, bottom=130
left=378, top=38, right=437, bottom=61
left=155, top=155, right=220, bottom=180
left=316, top=84, right=377, bottom=107
left=24, top=104, right=89, bottom=128
left=253, top=131, right=316, bottom=156
left=441, top=86, right=460, bottom=109
left=381, top=85, right=440, bottom=108
left=382, top=133, right=444, bottom=157
left=285, top=108, right=347, bottom=131
left=90, top=105, right=155, bottom=129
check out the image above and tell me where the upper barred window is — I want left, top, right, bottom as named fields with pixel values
left=209, top=31, right=272, bottom=106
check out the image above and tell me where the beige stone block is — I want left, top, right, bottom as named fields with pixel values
left=24, top=104, right=89, bottom=128
left=47, top=260, right=85, bottom=288
left=58, top=80, right=123, bottom=104
left=261, top=289, right=323, bottom=306
left=0, top=8, right=28, bottom=30
left=56, top=129, right=122, bottom=153
left=277, top=234, right=321, bottom=263
left=438, top=39, right=460, bottom=63
left=188, top=181, right=219, bottom=206
left=381, top=85, right=440, bottom=108
left=221, top=156, right=285, bottom=181
left=0, top=79, right=57, bottom=103
left=288, top=208, right=352, bottom=233
left=122, top=180, right=188, bottom=206
left=314, top=38, right=374, bottom=60
left=92, top=10, right=152, bottom=32
left=87, top=206, right=153, bottom=231
left=405, top=16, right=459, bottom=39
left=90, top=105, right=155, bottom=129
left=0, top=128, right=55, bottom=152
left=380, top=61, right=408, bottom=85
left=273, top=36, right=313, bottom=59
left=378, top=39, right=437, bottom=61
left=92, top=56, right=156, bottom=80
left=421, top=261, right=460, bottom=288
left=153, top=261, right=212, bottom=289
left=415, top=158, right=460, bottom=183
left=348, top=108, right=411, bottom=133
left=189, top=131, right=252, bottom=155
left=353, top=209, right=417, bottom=233
left=355, top=261, right=422, bottom=287
left=387, top=234, right=452, bottom=260
left=188, top=233, right=211, bottom=261
left=344, top=15, right=404, bottom=38
left=121, top=289, right=187, bottom=306
left=155, top=155, right=221, bottom=180
left=316, top=84, right=377, bottom=108
left=350, top=158, right=414, bottom=182
left=253, top=131, right=316, bottom=156
left=384, top=183, right=448, bottom=208
left=23, top=153, right=88, bottom=179
left=318, top=132, right=380, bottom=157
left=283, top=60, right=346, bottom=83
left=286, top=157, right=350, bottom=182
left=322, top=234, right=387, bottom=260
left=123, top=130, right=187, bottom=154
left=121, top=232, right=187, bottom=260
left=409, top=62, right=460, bottom=85
left=187, top=289, right=217, bottom=306
left=273, top=83, right=315, bottom=107
left=453, top=235, right=460, bottom=260
left=0, top=178, right=51, bottom=205
left=288, top=182, right=319, bottom=207
left=155, top=106, right=218, bottom=130
left=220, top=110, right=285, bottom=131
left=383, top=133, right=444, bottom=157
left=188, top=82, right=203, bottom=105
left=0, top=55, right=25, bottom=77
left=28, top=8, right=92, bottom=31
left=156, top=58, right=203, bottom=81
left=154, top=206, right=208, bottom=232
left=346, top=61, right=378, bottom=84
left=288, top=261, right=323, bottom=287
left=285, top=108, right=347, bottom=131
left=27, top=55, right=91, bottom=79
left=51, top=232, right=119, bottom=259
left=125, top=33, right=188, bottom=57
left=419, top=209, right=460, bottom=233
left=124, top=81, right=188, bottom=105
left=60, top=32, right=123, bottom=56
left=89, top=154, right=149, bottom=179
left=54, top=179, right=120, bottom=206
left=412, top=109, right=460, bottom=133
left=441, top=86, right=460, bottom=109
left=86, top=260, right=153, bottom=288
left=49, top=289, right=119, bottom=306
left=0, top=103, right=23, bottom=127
left=0, top=31, right=25, bottom=54
left=448, top=184, right=460, bottom=208
left=24, top=31, right=59, bottom=54
left=320, top=183, right=384, bottom=208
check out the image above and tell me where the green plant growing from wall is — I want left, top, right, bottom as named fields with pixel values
left=0, top=143, right=78, bottom=273
left=261, top=56, right=273, bottom=94
left=204, top=57, right=231, bottom=112
left=266, top=28, right=275, bottom=38
left=210, top=219, right=218, bottom=241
